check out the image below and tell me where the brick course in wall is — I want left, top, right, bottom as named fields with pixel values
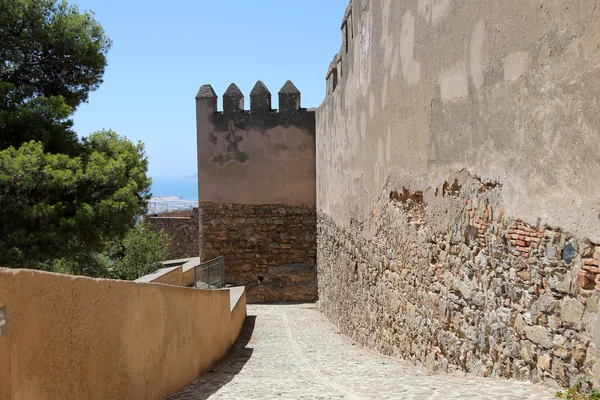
left=200, top=202, right=317, bottom=303
left=317, top=171, right=600, bottom=390
left=145, top=209, right=200, bottom=260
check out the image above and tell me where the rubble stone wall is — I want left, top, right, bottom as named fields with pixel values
left=317, top=171, right=600, bottom=389
left=145, top=209, right=199, bottom=260
left=200, top=202, right=317, bottom=303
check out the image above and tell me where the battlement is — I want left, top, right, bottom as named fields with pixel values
left=196, top=80, right=314, bottom=131
left=326, top=1, right=352, bottom=95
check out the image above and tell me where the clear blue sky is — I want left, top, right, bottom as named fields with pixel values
left=71, top=0, right=348, bottom=178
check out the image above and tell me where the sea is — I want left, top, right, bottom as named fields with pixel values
left=149, top=176, right=198, bottom=213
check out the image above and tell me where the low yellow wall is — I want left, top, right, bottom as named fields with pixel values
left=150, top=266, right=184, bottom=286
left=140, top=258, right=199, bottom=288
left=0, top=267, right=246, bottom=400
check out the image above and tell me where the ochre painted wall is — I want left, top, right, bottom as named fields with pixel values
left=0, top=268, right=246, bottom=400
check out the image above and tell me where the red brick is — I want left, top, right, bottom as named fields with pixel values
left=584, top=258, right=599, bottom=267
left=516, top=240, right=527, bottom=247
left=583, top=265, right=600, bottom=274
left=578, top=271, right=596, bottom=290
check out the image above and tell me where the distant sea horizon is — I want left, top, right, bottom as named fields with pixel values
left=148, top=175, right=198, bottom=213
left=150, top=175, right=198, bottom=201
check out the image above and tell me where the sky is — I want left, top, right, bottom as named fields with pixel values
left=70, top=0, right=348, bottom=179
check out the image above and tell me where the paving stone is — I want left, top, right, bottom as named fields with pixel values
left=165, top=304, right=556, bottom=399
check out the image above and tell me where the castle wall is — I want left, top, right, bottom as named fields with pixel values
left=145, top=209, right=199, bottom=260
left=317, top=0, right=600, bottom=389
left=200, top=202, right=317, bottom=303
left=196, top=82, right=317, bottom=303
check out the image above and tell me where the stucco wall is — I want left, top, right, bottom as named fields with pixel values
left=196, top=83, right=316, bottom=206
left=0, top=268, right=246, bottom=400
left=316, top=0, right=600, bottom=389
left=318, top=0, right=600, bottom=241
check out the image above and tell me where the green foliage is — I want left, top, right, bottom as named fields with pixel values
left=0, top=0, right=111, bottom=155
left=556, top=382, right=600, bottom=400
left=0, top=82, right=79, bottom=155
left=0, top=132, right=151, bottom=268
left=48, top=253, right=111, bottom=278
left=41, top=223, right=170, bottom=280
left=108, top=222, right=170, bottom=280
left=0, top=0, right=112, bottom=109
left=0, top=0, right=156, bottom=275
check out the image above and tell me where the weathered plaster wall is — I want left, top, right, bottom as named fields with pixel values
left=319, top=0, right=600, bottom=241
left=196, top=83, right=316, bottom=206
left=0, top=267, right=246, bottom=400
left=317, top=0, right=600, bottom=389
left=196, top=82, right=317, bottom=303
left=145, top=209, right=200, bottom=260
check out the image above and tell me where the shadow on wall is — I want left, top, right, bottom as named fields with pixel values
left=164, top=315, right=257, bottom=400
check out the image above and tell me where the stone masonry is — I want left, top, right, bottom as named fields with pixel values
left=318, top=171, right=600, bottom=390
left=200, top=202, right=317, bottom=303
left=145, top=209, right=200, bottom=260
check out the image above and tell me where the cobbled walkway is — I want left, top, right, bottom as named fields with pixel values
left=166, top=304, right=557, bottom=399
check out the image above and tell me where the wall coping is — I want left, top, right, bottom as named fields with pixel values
left=135, top=257, right=201, bottom=284
left=229, top=286, right=244, bottom=312
left=146, top=217, right=192, bottom=220
left=134, top=266, right=180, bottom=283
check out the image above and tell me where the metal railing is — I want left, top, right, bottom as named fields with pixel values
left=194, top=256, right=225, bottom=289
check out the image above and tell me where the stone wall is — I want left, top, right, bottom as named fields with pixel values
left=145, top=208, right=199, bottom=260
left=200, top=202, right=317, bottom=303
left=317, top=171, right=600, bottom=389
left=316, top=0, right=600, bottom=389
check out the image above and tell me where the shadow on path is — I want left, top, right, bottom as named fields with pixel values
left=164, top=315, right=257, bottom=400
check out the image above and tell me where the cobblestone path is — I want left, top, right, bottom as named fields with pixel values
left=166, top=304, right=557, bottom=399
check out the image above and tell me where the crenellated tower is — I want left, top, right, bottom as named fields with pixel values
left=195, top=80, right=317, bottom=304
left=195, top=80, right=314, bottom=134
